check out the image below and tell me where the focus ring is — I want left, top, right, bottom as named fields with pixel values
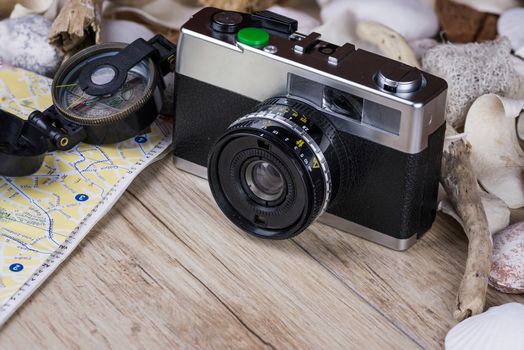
left=231, top=109, right=332, bottom=215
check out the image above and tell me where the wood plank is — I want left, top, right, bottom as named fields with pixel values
left=2, top=156, right=522, bottom=349
left=0, top=196, right=269, bottom=349
left=0, top=160, right=421, bottom=349
left=294, top=216, right=524, bottom=349
left=123, top=161, right=422, bottom=349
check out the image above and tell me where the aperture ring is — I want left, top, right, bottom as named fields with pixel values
left=231, top=108, right=332, bottom=216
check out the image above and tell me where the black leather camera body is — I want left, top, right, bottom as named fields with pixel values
left=173, top=7, right=447, bottom=250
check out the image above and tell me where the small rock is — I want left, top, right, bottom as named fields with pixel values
left=0, top=15, right=63, bottom=77
left=320, top=0, right=439, bottom=41
left=489, top=222, right=524, bottom=294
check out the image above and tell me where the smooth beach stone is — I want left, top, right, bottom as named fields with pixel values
left=0, top=15, right=63, bottom=77
left=489, top=222, right=524, bottom=294
left=320, top=0, right=439, bottom=41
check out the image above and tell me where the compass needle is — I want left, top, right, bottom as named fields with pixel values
left=66, top=95, right=85, bottom=110
left=55, top=83, right=78, bottom=88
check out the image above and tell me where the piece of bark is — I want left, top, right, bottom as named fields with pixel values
left=440, top=131, right=493, bottom=321
left=436, top=0, right=498, bottom=43
left=49, top=0, right=104, bottom=55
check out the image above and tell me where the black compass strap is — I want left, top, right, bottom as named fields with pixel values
left=0, top=110, right=47, bottom=176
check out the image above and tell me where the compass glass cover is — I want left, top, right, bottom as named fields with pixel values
left=54, top=50, right=153, bottom=122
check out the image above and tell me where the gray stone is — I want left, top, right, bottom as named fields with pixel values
left=0, top=15, right=63, bottom=77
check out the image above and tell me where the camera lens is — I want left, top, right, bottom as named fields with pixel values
left=208, top=97, right=349, bottom=239
left=245, top=160, right=285, bottom=202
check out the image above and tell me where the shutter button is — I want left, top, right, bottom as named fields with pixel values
left=212, top=11, right=244, bottom=33
left=376, top=63, right=424, bottom=94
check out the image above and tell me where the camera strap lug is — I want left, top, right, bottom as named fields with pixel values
left=28, top=106, right=87, bottom=152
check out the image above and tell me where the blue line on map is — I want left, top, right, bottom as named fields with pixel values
left=5, top=179, right=60, bottom=246
left=83, top=160, right=110, bottom=172
left=72, top=145, right=105, bottom=197
left=0, top=234, right=52, bottom=254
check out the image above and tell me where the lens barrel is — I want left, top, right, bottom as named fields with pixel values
left=208, top=97, right=348, bottom=239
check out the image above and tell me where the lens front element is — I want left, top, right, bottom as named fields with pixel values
left=245, top=160, right=285, bottom=202
left=208, top=97, right=346, bottom=239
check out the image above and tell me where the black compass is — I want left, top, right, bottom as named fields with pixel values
left=0, top=35, right=177, bottom=177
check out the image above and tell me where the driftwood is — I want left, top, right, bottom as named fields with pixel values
left=49, top=0, right=104, bottom=55
left=440, top=130, right=493, bottom=321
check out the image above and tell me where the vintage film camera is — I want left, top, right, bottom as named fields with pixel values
left=173, top=8, right=448, bottom=250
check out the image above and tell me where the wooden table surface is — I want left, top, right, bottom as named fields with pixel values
left=0, top=158, right=523, bottom=349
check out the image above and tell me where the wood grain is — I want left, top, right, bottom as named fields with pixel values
left=0, top=158, right=522, bottom=349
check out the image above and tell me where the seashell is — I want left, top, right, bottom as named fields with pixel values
left=445, top=303, right=524, bottom=350
left=422, top=38, right=521, bottom=129
left=498, top=8, right=524, bottom=59
left=319, top=0, right=439, bottom=41
left=489, top=222, right=524, bottom=293
left=356, top=21, right=420, bottom=68
left=0, top=15, right=63, bottom=77
left=464, top=94, right=524, bottom=208
left=439, top=190, right=510, bottom=235
left=452, top=0, right=519, bottom=15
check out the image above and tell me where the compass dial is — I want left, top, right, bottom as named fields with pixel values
left=52, top=43, right=157, bottom=125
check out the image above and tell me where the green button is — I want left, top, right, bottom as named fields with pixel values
left=237, top=27, right=270, bottom=48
